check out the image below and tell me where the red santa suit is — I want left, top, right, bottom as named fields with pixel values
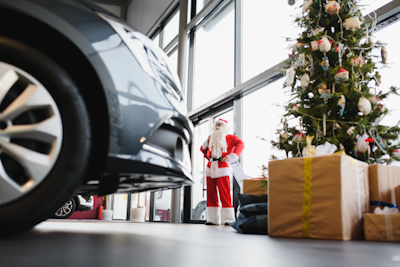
left=200, top=119, right=244, bottom=225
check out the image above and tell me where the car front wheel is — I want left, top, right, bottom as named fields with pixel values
left=0, top=37, right=91, bottom=238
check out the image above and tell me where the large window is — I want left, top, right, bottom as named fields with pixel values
left=192, top=2, right=235, bottom=110
left=361, top=0, right=393, bottom=15
left=370, top=20, right=400, bottom=127
left=191, top=120, right=209, bottom=221
left=242, top=0, right=302, bottom=83
left=163, top=11, right=180, bottom=48
left=242, top=80, right=293, bottom=178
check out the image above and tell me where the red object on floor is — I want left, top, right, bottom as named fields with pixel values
left=97, top=205, right=103, bottom=220
left=68, top=196, right=104, bottom=219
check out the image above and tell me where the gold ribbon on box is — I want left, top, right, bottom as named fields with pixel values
left=302, top=158, right=313, bottom=238
left=301, top=152, right=360, bottom=238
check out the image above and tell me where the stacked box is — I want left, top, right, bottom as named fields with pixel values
left=268, top=155, right=369, bottom=240
left=242, top=179, right=267, bottom=196
left=364, top=214, right=400, bottom=241
left=396, top=185, right=400, bottom=211
left=369, top=165, right=400, bottom=212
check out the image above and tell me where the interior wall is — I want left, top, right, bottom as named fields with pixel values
left=95, top=3, right=122, bottom=17
left=126, top=0, right=176, bottom=34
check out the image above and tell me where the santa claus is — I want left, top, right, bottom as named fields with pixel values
left=200, top=119, right=245, bottom=225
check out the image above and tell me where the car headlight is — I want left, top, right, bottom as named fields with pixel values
left=97, top=13, right=183, bottom=103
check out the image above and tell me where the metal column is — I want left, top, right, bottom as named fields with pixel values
left=171, top=0, right=189, bottom=224
left=233, top=0, right=243, bottom=217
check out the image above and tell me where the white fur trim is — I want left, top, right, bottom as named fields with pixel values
left=226, top=153, right=238, bottom=163
left=207, top=206, right=221, bottom=225
left=204, top=161, right=232, bottom=178
left=201, top=139, right=209, bottom=150
left=221, top=208, right=235, bottom=224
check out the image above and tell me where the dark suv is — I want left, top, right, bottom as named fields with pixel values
left=0, top=0, right=193, bottom=237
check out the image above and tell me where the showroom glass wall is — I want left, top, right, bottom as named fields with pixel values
left=128, top=0, right=400, bottom=224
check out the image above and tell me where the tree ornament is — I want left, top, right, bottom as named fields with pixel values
left=292, top=42, right=303, bottom=53
left=352, top=55, right=365, bottom=66
left=320, top=56, right=329, bottom=76
left=318, top=37, right=331, bottom=53
left=358, top=96, right=372, bottom=115
left=310, top=26, right=325, bottom=36
left=303, top=135, right=316, bottom=157
left=334, top=68, right=349, bottom=83
left=288, top=0, right=296, bottom=6
left=377, top=135, right=388, bottom=150
left=337, top=43, right=344, bottom=66
left=355, top=133, right=371, bottom=154
left=302, top=0, right=313, bottom=14
left=333, top=122, right=341, bottom=130
left=281, top=132, right=289, bottom=142
left=301, top=73, right=310, bottom=90
left=339, top=143, right=345, bottom=151
left=293, top=131, right=305, bottom=142
left=343, top=17, right=361, bottom=31
left=368, top=95, right=381, bottom=105
left=393, top=149, right=400, bottom=159
left=311, top=40, right=319, bottom=51
left=325, top=0, right=340, bottom=15
left=381, top=46, right=388, bottom=63
left=293, top=104, right=299, bottom=111
left=337, top=95, right=346, bottom=116
left=347, top=126, right=355, bottom=135
left=288, top=52, right=296, bottom=63
left=285, top=66, right=295, bottom=87
left=318, top=83, right=331, bottom=103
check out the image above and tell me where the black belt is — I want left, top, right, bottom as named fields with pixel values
left=209, top=157, right=223, bottom=162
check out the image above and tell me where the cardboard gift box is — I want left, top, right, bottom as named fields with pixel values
left=268, top=155, right=369, bottom=240
left=396, top=185, right=400, bottom=211
left=243, top=179, right=267, bottom=196
left=369, top=165, right=400, bottom=212
left=364, top=213, right=400, bottom=241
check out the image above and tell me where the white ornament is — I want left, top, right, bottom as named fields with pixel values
left=343, top=17, right=361, bottom=31
left=301, top=73, right=310, bottom=90
left=358, top=97, right=372, bottom=115
left=393, top=149, right=400, bottom=159
left=285, top=66, right=295, bottom=87
left=302, top=0, right=313, bottom=14
left=356, top=133, right=371, bottom=153
left=347, top=126, right=355, bottom=135
left=318, top=37, right=331, bottom=53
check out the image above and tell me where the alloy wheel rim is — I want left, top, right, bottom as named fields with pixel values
left=0, top=62, right=63, bottom=205
left=56, top=199, right=73, bottom=217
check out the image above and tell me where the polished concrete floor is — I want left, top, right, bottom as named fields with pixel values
left=1, top=220, right=400, bottom=267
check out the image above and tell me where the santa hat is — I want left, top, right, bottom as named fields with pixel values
left=215, top=118, right=228, bottom=126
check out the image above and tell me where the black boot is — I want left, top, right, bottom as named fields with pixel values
left=205, top=222, right=218, bottom=226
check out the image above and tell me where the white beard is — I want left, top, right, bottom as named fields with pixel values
left=209, top=125, right=228, bottom=158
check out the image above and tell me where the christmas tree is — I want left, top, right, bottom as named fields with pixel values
left=272, top=0, right=400, bottom=164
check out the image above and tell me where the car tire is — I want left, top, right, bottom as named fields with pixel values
left=0, top=37, right=91, bottom=238
left=54, top=197, right=76, bottom=219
